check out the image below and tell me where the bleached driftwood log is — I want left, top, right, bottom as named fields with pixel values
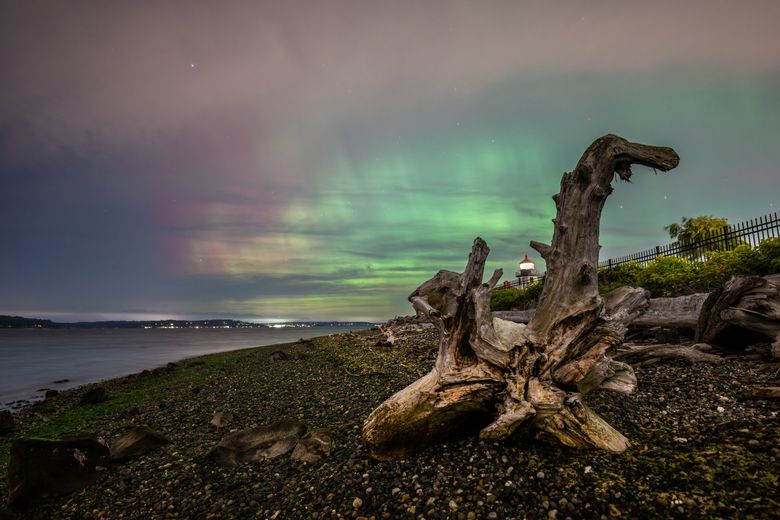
left=495, top=292, right=707, bottom=329
left=632, top=293, right=709, bottom=329
left=362, top=134, right=679, bottom=459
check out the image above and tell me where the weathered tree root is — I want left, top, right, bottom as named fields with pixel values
left=362, top=134, right=679, bottom=460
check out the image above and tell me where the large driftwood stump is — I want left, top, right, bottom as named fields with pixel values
left=362, top=134, right=679, bottom=459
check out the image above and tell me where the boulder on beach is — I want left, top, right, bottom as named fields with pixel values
left=110, top=426, right=171, bottom=462
left=0, top=410, right=14, bottom=435
left=209, top=419, right=306, bottom=467
left=268, top=350, right=289, bottom=362
left=210, top=412, right=233, bottom=428
left=44, top=390, right=59, bottom=399
left=78, top=387, right=107, bottom=406
left=291, top=428, right=333, bottom=463
left=7, top=436, right=110, bottom=509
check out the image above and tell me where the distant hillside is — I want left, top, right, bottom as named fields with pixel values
left=0, top=316, right=267, bottom=329
left=0, top=315, right=57, bottom=328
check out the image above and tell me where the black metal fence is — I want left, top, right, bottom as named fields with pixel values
left=599, top=212, right=780, bottom=270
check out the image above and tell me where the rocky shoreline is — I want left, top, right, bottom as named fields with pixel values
left=1, top=328, right=779, bottom=519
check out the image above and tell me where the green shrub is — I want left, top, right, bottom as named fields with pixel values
left=696, top=244, right=764, bottom=290
left=635, top=256, right=697, bottom=297
left=490, top=279, right=544, bottom=311
left=512, top=237, right=780, bottom=307
left=491, top=289, right=521, bottom=311
left=598, top=260, right=644, bottom=293
left=757, top=237, right=780, bottom=274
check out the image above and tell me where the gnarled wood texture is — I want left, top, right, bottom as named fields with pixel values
left=697, top=274, right=780, bottom=358
left=362, top=135, right=679, bottom=459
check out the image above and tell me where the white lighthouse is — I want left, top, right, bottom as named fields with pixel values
left=515, top=254, right=539, bottom=288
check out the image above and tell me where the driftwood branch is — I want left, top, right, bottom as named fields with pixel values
left=362, top=135, right=679, bottom=459
left=613, top=342, right=722, bottom=366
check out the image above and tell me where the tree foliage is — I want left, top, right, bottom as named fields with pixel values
left=665, top=215, right=729, bottom=243
left=664, top=215, right=746, bottom=258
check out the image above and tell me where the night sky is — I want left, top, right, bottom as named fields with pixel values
left=2, top=1, right=779, bottom=322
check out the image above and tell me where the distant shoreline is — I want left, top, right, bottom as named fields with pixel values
left=0, top=314, right=378, bottom=329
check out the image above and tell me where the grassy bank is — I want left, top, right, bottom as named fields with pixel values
left=0, top=345, right=254, bottom=481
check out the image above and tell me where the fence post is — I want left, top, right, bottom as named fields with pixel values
left=655, top=245, right=661, bottom=258
left=722, top=225, right=730, bottom=251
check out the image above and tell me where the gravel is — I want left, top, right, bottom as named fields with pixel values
left=2, top=328, right=778, bottom=519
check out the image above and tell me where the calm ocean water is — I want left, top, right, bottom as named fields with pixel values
left=0, top=326, right=364, bottom=410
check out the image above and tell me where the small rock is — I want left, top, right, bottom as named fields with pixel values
left=110, top=426, right=171, bottom=462
left=673, top=437, right=688, bottom=444
left=536, top=471, right=545, bottom=479
left=352, top=497, right=363, bottom=509
left=44, top=389, right=59, bottom=399
left=448, top=500, right=458, bottom=511
left=716, top=406, right=725, bottom=413
left=79, top=387, right=107, bottom=406
left=210, top=412, right=233, bottom=428
left=584, top=466, right=593, bottom=474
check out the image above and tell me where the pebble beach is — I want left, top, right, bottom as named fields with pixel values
left=1, top=327, right=778, bottom=519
